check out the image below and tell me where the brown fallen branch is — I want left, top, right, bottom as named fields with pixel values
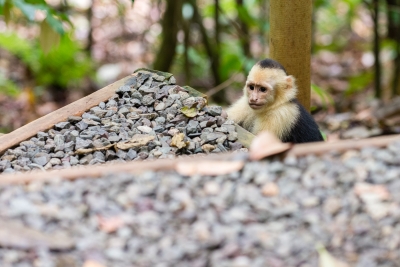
left=287, top=134, right=400, bottom=157
left=0, top=75, right=135, bottom=155
left=0, top=152, right=246, bottom=185
left=1, top=133, right=400, bottom=185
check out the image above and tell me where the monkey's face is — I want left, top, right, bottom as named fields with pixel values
left=245, top=81, right=274, bottom=110
left=245, top=65, right=295, bottom=110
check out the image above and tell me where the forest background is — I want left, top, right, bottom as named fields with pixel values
left=0, top=0, right=400, bottom=141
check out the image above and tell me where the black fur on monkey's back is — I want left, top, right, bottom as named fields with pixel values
left=282, top=99, right=324, bottom=143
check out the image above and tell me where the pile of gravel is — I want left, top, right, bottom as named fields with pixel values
left=0, top=70, right=245, bottom=174
left=0, top=142, right=399, bottom=266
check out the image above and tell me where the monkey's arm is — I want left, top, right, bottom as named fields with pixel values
left=226, top=96, right=253, bottom=126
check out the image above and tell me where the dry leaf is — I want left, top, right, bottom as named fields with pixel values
left=75, top=144, right=114, bottom=155
left=82, top=260, right=107, bottom=267
left=97, top=215, right=125, bottom=233
left=176, top=160, right=244, bottom=176
left=249, top=131, right=292, bottom=160
left=201, top=144, right=215, bottom=153
left=171, top=133, right=188, bottom=149
left=115, top=134, right=154, bottom=150
left=180, top=106, right=198, bottom=118
left=317, top=243, right=349, bottom=267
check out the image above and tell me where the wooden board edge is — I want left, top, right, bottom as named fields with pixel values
left=0, top=74, right=137, bottom=155
left=286, top=134, right=400, bottom=157
left=0, top=152, right=242, bottom=185
left=235, top=124, right=255, bottom=148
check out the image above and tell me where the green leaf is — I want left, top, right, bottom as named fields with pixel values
left=311, top=83, right=333, bottom=108
left=39, top=19, right=60, bottom=54
left=13, top=0, right=37, bottom=21
left=237, top=6, right=257, bottom=27
left=2, top=0, right=11, bottom=24
left=180, top=106, right=198, bottom=118
left=346, top=71, right=373, bottom=96
left=45, top=13, right=65, bottom=35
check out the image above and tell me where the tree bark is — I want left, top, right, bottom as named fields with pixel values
left=269, top=0, right=312, bottom=111
left=153, top=0, right=183, bottom=72
left=372, top=0, right=382, bottom=98
left=236, top=0, right=250, bottom=57
left=386, top=0, right=400, bottom=95
left=190, top=0, right=225, bottom=104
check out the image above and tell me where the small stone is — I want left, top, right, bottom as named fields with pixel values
left=204, top=181, right=220, bottom=195
left=138, top=126, right=152, bottom=134
left=116, top=150, right=127, bottom=160
left=127, top=149, right=137, bottom=160
left=54, top=122, right=71, bottom=130
left=75, top=137, right=93, bottom=149
left=169, top=76, right=176, bottom=84
left=76, top=120, right=89, bottom=131
left=138, top=152, right=149, bottom=159
left=79, top=154, right=93, bottom=165
left=68, top=116, right=82, bottom=123
left=186, top=120, right=199, bottom=134
left=70, top=156, right=79, bottom=165
left=155, top=102, right=166, bottom=111
left=206, top=106, right=222, bottom=116
left=228, top=131, right=238, bottom=141
left=142, top=95, right=155, bottom=106
left=33, top=153, right=51, bottom=166
left=106, top=150, right=117, bottom=160
left=49, top=158, right=62, bottom=165
left=261, top=182, right=280, bottom=197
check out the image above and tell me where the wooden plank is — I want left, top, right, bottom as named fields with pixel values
left=235, top=124, right=255, bottom=148
left=287, top=134, right=400, bottom=157
left=0, top=75, right=136, bottom=155
left=0, top=152, right=241, bottom=185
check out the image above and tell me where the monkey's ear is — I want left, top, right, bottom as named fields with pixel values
left=285, top=75, right=295, bottom=89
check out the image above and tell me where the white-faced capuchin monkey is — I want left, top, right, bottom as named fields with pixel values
left=227, top=59, right=324, bottom=143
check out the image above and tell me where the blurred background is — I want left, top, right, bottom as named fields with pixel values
left=0, top=0, right=399, bottom=139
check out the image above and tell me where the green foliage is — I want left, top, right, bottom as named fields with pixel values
left=37, top=35, right=93, bottom=88
left=0, top=32, right=39, bottom=70
left=0, top=32, right=93, bottom=91
left=311, top=83, right=334, bottom=108
left=0, top=72, right=19, bottom=97
left=0, top=0, right=72, bottom=52
left=346, top=71, right=374, bottom=96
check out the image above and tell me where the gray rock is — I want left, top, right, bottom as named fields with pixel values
left=33, top=153, right=51, bottom=166
left=54, top=122, right=71, bottom=130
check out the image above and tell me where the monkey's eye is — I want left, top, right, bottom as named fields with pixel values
left=260, top=87, right=267, bottom=92
left=249, top=85, right=254, bottom=90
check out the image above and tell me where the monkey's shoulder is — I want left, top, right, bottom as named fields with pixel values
left=282, top=100, right=324, bottom=143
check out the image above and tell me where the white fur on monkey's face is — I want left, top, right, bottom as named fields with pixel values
left=245, top=65, right=296, bottom=110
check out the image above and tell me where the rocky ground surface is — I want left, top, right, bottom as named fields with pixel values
left=0, top=70, right=246, bottom=174
left=0, top=141, right=399, bottom=266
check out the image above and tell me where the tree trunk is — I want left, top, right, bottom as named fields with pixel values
left=236, top=0, right=250, bottom=57
left=269, top=0, right=312, bottom=111
left=153, top=0, right=183, bottom=72
left=372, top=0, right=382, bottom=98
left=386, top=0, right=400, bottom=95
left=190, top=0, right=225, bottom=104
left=86, top=0, right=94, bottom=54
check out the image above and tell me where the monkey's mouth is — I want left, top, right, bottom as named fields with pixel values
left=249, top=103, right=263, bottom=109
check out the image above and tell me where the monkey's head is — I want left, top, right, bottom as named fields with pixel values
left=245, top=59, right=297, bottom=111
